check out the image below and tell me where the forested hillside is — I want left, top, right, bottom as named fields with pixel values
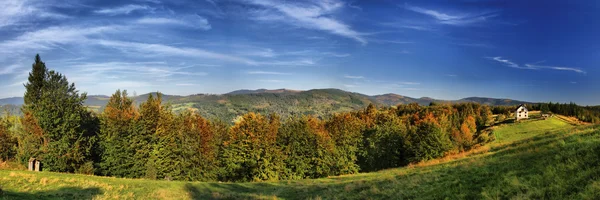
left=2, top=89, right=533, bottom=123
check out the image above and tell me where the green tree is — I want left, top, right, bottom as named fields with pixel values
left=135, top=93, right=162, bottom=179
left=21, top=55, right=97, bottom=172
left=278, top=116, right=335, bottom=179
left=326, top=113, right=363, bottom=175
left=358, top=112, right=407, bottom=172
left=0, top=114, right=17, bottom=161
left=98, top=90, right=138, bottom=177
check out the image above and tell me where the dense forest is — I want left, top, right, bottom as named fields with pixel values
left=0, top=55, right=597, bottom=182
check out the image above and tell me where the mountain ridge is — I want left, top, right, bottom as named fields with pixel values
left=0, top=88, right=533, bottom=106
left=1, top=88, right=534, bottom=121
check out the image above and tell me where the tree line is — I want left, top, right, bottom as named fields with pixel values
left=0, top=55, right=592, bottom=182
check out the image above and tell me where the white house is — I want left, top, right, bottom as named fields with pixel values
left=515, top=104, right=528, bottom=120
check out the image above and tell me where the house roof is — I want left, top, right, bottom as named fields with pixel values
left=515, top=104, right=527, bottom=111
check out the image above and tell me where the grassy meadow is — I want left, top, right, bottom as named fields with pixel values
left=1, top=116, right=600, bottom=199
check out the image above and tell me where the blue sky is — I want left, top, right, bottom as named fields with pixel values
left=0, top=0, right=598, bottom=105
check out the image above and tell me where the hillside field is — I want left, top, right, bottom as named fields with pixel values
left=1, top=117, right=600, bottom=199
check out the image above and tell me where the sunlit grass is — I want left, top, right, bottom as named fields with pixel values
left=1, top=116, right=599, bottom=199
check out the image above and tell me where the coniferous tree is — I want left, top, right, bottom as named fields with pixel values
left=99, top=90, right=138, bottom=177
left=278, top=116, right=335, bottom=179
left=178, top=111, right=220, bottom=181
left=21, top=55, right=96, bottom=172
left=135, top=93, right=162, bottom=179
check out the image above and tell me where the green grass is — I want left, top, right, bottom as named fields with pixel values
left=2, top=116, right=600, bottom=199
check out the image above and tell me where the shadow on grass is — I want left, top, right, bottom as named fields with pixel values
left=0, top=187, right=102, bottom=200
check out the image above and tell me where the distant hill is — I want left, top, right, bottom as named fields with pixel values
left=455, top=97, right=531, bottom=106
left=0, top=88, right=533, bottom=121
left=0, top=97, right=23, bottom=105
left=227, top=89, right=302, bottom=95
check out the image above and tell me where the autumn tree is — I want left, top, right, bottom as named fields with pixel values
left=177, top=111, right=220, bottom=181
left=221, top=113, right=284, bottom=182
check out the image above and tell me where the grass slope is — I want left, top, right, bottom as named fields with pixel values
left=2, top=117, right=600, bottom=199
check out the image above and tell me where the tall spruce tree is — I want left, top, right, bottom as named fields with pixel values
left=99, top=90, right=138, bottom=177
left=135, top=93, right=162, bottom=179
left=21, top=54, right=96, bottom=172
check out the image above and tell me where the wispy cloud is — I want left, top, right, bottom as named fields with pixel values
left=94, top=4, right=152, bottom=15
left=379, top=22, right=436, bottom=32
left=243, top=0, right=367, bottom=44
left=136, top=15, right=211, bottom=30
left=0, top=64, right=24, bottom=75
left=65, top=62, right=207, bottom=79
left=370, top=39, right=414, bottom=45
left=0, top=25, right=123, bottom=53
left=323, top=52, right=350, bottom=57
left=344, top=75, right=364, bottom=79
left=525, top=64, right=586, bottom=74
left=176, top=83, right=197, bottom=86
left=0, top=0, right=69, bottom=28
left=404, top=4, right=498, bottom=26
left=487, top=57, right=586, bottom=74
left=452, top=43, right=494, bottom=48
left=258, top=79, right=284, bottom=83
left=96, top=40, right=258, bottom=65
left=487, top=56, right=522, bottom=69
left=247, top=71, right=292, bottom=75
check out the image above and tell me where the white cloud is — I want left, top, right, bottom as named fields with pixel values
left=0, top=25, right=122, bottom=53
left=176, top=83, right=197, bottom=86
left=370, top=39, right=414, bottom=45
left=243, top=0, right=367, bottom=44
left=94, top=4, right=152, bottom=15
left=344, top=75, right=364, bottom=79
left=103, top=81, right=152, bottom=88
left=136, top=15, right=212, bottom=30
left=0, top=64, right=23, bottom=75
left=0, top=0, right=70, bottom=28
left=487, top=56, right=522, bottom=69
left=236, top=48, right=277, bottom=58
left=95, top=40, right=258, bottom=65
left=487, top=57, right=586, bottom=74
left=323, top=52, right=350, bottom=57
left=399, top=82, right=420, bottom=85
left=404, top=4, right=498, bottom=26
left=258, top=79, right=284, bottom=83
left=247, top=71, right=291, bottom=75
left=255, top=59, right=315, bottom=66
left=525, top=64, right=586, bottom=74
